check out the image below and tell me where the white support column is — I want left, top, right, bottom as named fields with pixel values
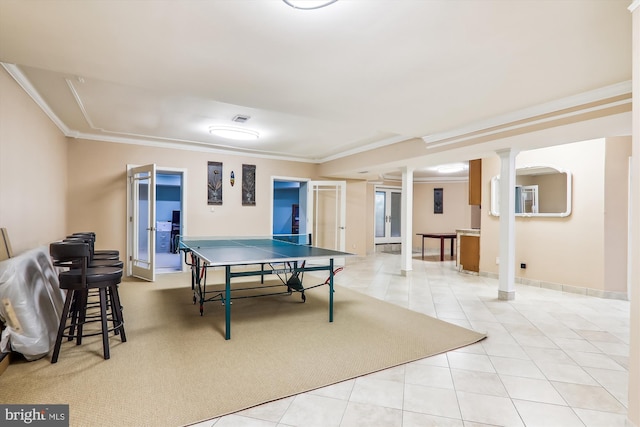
left=497, top=148, right=519, bottom=300
left=400, top=166, right=414, bottom=276
left=626, top=2, right=639, bottom=426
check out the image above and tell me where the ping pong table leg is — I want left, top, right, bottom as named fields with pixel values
left=199, top=266, right=206, bottom=315
left=329, top=258, right=334, bottom=323
left=225, top=265, right=231, bottom=340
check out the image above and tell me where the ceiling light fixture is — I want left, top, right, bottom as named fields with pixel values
left=283, top=0, right=338, bottom=10
left=435, top=163, right=468, bottom=174
left=209, top=126, right=259, bottom=141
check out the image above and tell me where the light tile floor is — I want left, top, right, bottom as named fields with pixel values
left=188, top=252, right=631, bottom=427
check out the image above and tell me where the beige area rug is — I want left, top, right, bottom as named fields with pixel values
left=0, top=272, right=486, bottom=427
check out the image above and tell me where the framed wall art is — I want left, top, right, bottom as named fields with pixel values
left=207, top=161, right=223, bottom=205
left=434, top=188, right=443, bottom=214
left=242, top=164, right=256, bottom=206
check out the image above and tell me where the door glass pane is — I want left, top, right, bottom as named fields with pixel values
left=135, top=173, right=150, bottom=267
left=390, top=192, right=401, bottom=237
left=375, top=191, right=386, bottom=238
left=521, top=186, right=538, bottom=214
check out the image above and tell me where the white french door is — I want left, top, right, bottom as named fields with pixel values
left=374, top=187, right=402, bottom=244
left=307, top=181, right=347, bottom=255
left=128, top=164, right=156, bottom=281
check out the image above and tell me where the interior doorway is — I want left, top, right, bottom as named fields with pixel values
left=271, top=178, right=346, bottom=260
left=374, top=186, right=402, bottom=245
left=155, top=172, right=183, bottom=273
left=272, top=179, right=308, bottom=238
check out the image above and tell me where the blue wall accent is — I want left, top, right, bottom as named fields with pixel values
left=273, top=187, right=299, bottom=235
left=156, top=185, right=181, bottom=222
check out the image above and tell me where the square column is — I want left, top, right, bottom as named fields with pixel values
left=400, top=166, right=414, bottom=276
left=496, top=148, right=518, bottom=300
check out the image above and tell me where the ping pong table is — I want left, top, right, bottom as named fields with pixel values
left=178, top=235, right=352, bottom=340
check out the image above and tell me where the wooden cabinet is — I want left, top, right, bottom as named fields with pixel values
left=468, top=159, right=482, bottom=205
left=459, top=234, right=480, bottom=273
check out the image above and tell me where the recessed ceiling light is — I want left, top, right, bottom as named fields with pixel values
left=433, top=163, right=468, bottom=174
left=209, top=126, right=259, bottom=141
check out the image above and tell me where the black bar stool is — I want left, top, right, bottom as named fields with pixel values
left=69, top=232, right=119, bottom=259
left=50, top=241, right=126, bottom=363
left=64, top=236, right=123, bottom=268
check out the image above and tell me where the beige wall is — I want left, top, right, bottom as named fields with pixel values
left=344, top=180, right=367, bottom=255
left=480, top=138, right=631, bottom=294
left=361, top=181, right=471, bottom=254
left=412, top=182, right=471, bottom=252
left=0, top=63, right=370, bottom=260
left=66, top=138, right=345, bottom=257
left=0, top=68, right=67, bottom=254
left=605, top=136, right=633, bottom=294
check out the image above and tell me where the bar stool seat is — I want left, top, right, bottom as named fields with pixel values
left=69, top=232, right=119, bottom=258
left=63, top=237, right=122, bottom=266
left=50, top=241, right=126, bottom=363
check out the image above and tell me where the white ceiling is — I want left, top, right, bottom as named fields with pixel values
left=0, top=0, right=633, bottom=180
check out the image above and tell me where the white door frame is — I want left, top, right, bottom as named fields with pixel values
left=127, top=164, right=156, bottom=281
left=126, top=164, right=188, bottom=280
left=270, top=176, right=310, bottom=241
left=374, top=185, right=402, bottom=245
left=307, top=180, right=347, bottom=252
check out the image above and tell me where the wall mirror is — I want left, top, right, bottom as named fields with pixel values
left=490, top=165, right=572, bottom=217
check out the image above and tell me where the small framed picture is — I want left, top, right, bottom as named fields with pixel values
left=434, top=188, right=443, bottom=214
left=242, top=164, right=256, bottom=206
left=207, top=161, right=223, bottom=205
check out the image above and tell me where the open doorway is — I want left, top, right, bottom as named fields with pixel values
left=273, top=179, right=308, bottom=238
left=272, top=178, right=347, bottom=258
left=155, top=171, right=183, bottom=273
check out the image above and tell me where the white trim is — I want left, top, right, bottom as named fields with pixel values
left=1, top=62, right=71, bottom=135
left=373, top=186, right=402, bottom=245
left=319, top=134, right=411, bottom=162
left=629, top=0, right=639, bottom=12
left=422, top=81, right=632, bottom=148
left=381, top=173, right=468, bottom=184
left=629, top=156, right=634, bottom=300
left=4, top=60, right=632, bottom=165
left=69, top=131, right=320, bottom=162
left=3, top=61, right=410, bottom=164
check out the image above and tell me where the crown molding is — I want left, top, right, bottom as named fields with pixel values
left=4, top=62, right=411, bottom=164
left=422, top=81, right=632, bottom=149
left=318, top=134, right=412, bottom=163
left=72, top=131, right=320, bottom=163
left=2, top=62, right=318, bottom=163
left=629, top=0, right=639, bottom=12
left=380, top=173, right=468, bottom=184
left=5, top=60, right=632, bottom=166
left=1, top=62, right=71, bottom=136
